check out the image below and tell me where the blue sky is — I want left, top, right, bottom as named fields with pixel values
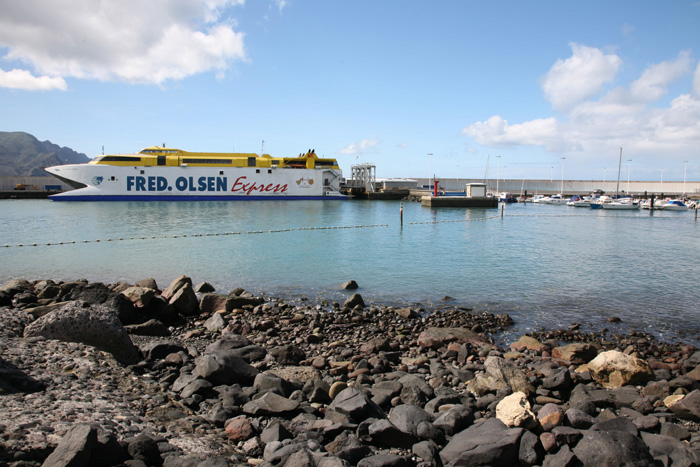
left=1, top=0, right=699, bottom=181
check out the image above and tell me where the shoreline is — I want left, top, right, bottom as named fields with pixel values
left=1, top=276, right=699, bottom=466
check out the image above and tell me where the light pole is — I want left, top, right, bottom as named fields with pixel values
left=427, top=153, right=433, bottom=187
left=604, top=167, right=606, bottom=183
left=683, top=160, right=688, bottom=195
left=626, top=159, right=631, bottom=194
left=560, top=157, right=565, bottom=195
left=496, top=156, right=501, bottom=194
left=456, top=164, right=459, bottom=182
left=550, top=166, right=553, bottom=183
left=661, top=168, right=664, bottom=192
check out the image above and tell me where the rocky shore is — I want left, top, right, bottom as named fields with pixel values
left=1, top=276, right=699, bottom=467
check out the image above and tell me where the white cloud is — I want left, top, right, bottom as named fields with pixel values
left=0, top=0, right=246, bottom=89
left=0, top=68, right=67, bottom=91
left=461, top=116, right=560, bottom=149
left=338, top=136, right=380, bottom=155
left=628, top=50, right=693, bottom=102
left=541, top=43, right=621, bottom=112
left=692, top=61, right=700, bottom=99
left=462, top=45, right=700, bottom=164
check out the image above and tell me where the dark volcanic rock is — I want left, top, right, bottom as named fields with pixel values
left=572, top=430, right=656, bottom=466
left=23, top=301, right=141, bottom=364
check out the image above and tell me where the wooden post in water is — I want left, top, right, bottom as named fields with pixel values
left=501, top=203, right=504, bottom=218
left=400, top=202, right=403, bottom=226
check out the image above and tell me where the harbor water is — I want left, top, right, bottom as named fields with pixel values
left=1, top=199, right=699, bottom=345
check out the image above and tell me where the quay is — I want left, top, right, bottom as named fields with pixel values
left=421, top=195, right=497, bottom=208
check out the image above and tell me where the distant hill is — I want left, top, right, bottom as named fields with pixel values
left=0, top=131, right=90, bottom=177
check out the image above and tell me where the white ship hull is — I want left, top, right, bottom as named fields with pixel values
left=45, top=164, right=345, bottom=201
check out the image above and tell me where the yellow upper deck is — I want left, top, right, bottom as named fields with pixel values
left=89, top=146, right=340, bottom=170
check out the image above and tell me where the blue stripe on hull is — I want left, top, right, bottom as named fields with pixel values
left=50, top=194, right=346, bottom=201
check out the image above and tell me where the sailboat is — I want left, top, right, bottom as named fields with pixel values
left=602, top=148, right=639, bottom=210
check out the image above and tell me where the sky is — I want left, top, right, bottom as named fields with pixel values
left=1, top=0, right=699, bottom=182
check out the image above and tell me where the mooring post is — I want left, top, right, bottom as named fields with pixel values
left=400, top=202, right=403, bottom=226
left=501, top=203, right=504, bottom=218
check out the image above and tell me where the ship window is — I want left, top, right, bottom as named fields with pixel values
left=98, top=156, right=142, bottom=162
left=256, top=169, right=260, bottom=174
left=140, top=170, right=145, bottom=174
left=248, top=157, right=256, bottom=167
left=268, top=169, right=272, bottom=174
left=111, top=176, right=116, bottom=181
left=272, top=160, right=281, bottom=165
left=219, top=171, right=224, bottom=175
left=181, top=158, right=232, bottom=164
left=157, top=156, right=165, bottom=166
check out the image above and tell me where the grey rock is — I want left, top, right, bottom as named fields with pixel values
left=519, top=430, right=544, bottom=467
left=242, top=391, right=299, bottom=416
left=260, top=421, right=293, bottom=445
left=467, top=356, right=534, bottom=397
left=439, top=418, right=524, bottom=466
left=368, top=419, right=418, bottom=449
left=125, top=318, right=170, bottom=336
left=343, top=293, right=365, bottom=309
left=542, top=445, right=577, bottom=467
left=572, top=430, right=655, bottom=466
left=388, top=404, right=432, bottom=436
left=412, top=440, right=439, bottom=465
left=432, top=404, right=474, bottom=436
left=591, top=416, right=639, bottom=436
left=193, top=350, right=259, bottom=386
left=564, top=408, right=598, bottom=429
left=641, top=432, right=700, bottom=465
left=254, top=373, right=294, bottom=398
left=668, top=389, right=700, bottom=422
left=270, top=344, right=306, bottom=365
left=127, top=434, right=162, bottom=467
left=357, top=454, right=412, bottom=467
left=23, top=301, right=141, bottom=364
left=327, top=388, right=386, bottom=423
left=42, top=423, right=97, bottom=467
left=659, top=422, right=690, bottom=441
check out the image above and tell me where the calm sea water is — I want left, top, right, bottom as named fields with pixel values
left=1, top=199, right=699, bottom=345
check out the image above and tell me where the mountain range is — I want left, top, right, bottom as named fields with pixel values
left=0, top=131, right=90, bottom=177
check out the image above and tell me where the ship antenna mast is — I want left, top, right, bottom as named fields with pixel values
left=261, top=140, right=265, bottom=157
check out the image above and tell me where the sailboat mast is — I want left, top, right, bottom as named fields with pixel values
left=616, top=147, right=622, bottom=198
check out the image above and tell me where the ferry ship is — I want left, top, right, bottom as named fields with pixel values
left=44, top=146, right=345, bottom=201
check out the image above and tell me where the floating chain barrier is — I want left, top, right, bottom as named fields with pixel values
left=2, top=210, right=692, bottom=248
left=2, top=223, right=389, bottom=248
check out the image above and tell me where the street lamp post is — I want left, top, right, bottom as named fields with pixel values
left=427, top=153, right=433, bottom=188
left=560, top=157, right=565, bottom=195
left=661, top=168, right=664, bottom=192
left=496, top=156, right=501, bottom=194
left=627, top=159, right=631, bottom=194
left=684, top=161, right=688, bottom=195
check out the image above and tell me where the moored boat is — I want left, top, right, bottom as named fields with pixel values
left=660, top=200, right=690, bottom=211
left=45, top=146, right=345, bottom=201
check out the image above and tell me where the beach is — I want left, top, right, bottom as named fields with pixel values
left=1, top=276, right=699, bottom=466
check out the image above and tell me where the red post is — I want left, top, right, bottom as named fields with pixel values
left=433, top=179, right=439, bottom=196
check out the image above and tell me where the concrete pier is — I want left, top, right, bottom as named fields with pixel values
left=421, top=195, right=498, bottom=208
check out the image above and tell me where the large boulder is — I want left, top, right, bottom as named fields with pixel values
left=440, top=418, right=524, bottom=466
left=23, top=301, right=141, bottom=364
left=417, top=327, right=486, bottom=349
left=496, top=391, right=537, bottom=429
left=572, top=430, right=655, bottom=466
left=467, top=356, right=534, bottom=396
left=551, top=343, right=598, bottom=363
left=664, top=389, right=700, bottom=422
left=192, top=350, right=259, bottom=386
left=587, top=350, right=653, bottom=389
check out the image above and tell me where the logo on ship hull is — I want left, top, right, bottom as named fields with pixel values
left=91, top=176, right=103, bottom=186
left=296, top=177, right=314, bottom=188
